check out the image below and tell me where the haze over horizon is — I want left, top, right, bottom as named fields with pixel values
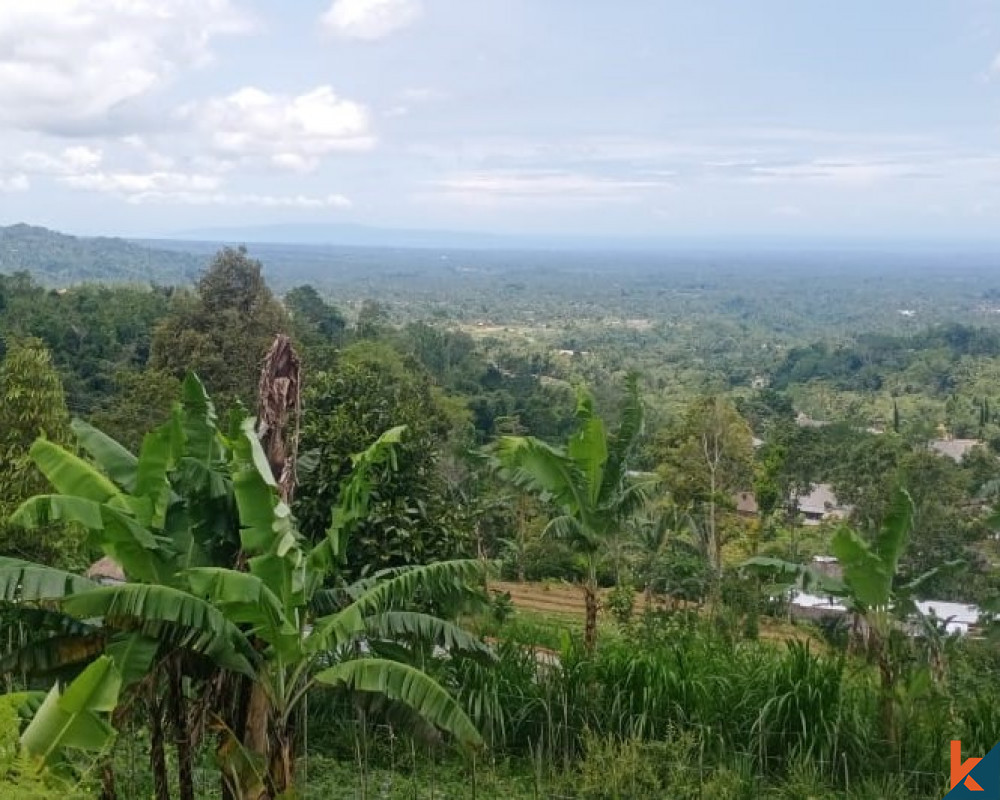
left=4, top=1, right=1000, bottom=241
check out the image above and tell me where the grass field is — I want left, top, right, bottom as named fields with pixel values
left=487, top=579, right=823, bottom=648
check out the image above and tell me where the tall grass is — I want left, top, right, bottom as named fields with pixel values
left=449, top=609, right=983, bottom=797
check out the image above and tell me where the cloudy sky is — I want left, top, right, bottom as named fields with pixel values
left=4, top=0, right=1000, bottom=239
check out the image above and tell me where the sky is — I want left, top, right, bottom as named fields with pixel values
left=4, top=0, right=1000, bottom=240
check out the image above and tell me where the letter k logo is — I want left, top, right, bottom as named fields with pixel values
left=953, top=741, right=984, bottom=792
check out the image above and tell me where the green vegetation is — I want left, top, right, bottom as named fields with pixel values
left=0, top=235, right=997, bottom=797
left=0, top=224, right=203, bottom=286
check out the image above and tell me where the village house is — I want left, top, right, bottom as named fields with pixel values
left=795, top=483, right=850, bottom=526
left=734, top=491, right=759, bottom=518
left=785, top=557, right=984, bottom=637
left=929, top=437, right=983, bottom=463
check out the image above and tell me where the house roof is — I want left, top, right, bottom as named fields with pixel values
left=790, top=593, right=982, bottom=636
left=734, top=491, right=758, bottom=515
left=85, top=556, right=125, bottom=583
left=796, top=483, right=846, bottom=517
left=790, top=590, right=847, bottom=613
left=929, top=439, right=982, bottom=463
left=916, top=600, right=981, bottom=634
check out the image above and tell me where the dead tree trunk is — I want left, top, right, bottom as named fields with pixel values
left=228, top=334, right=303, bottom=800
left=256, top=333, right=302, bottom=504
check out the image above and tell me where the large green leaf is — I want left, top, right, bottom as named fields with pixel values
left=313, top=658, right=482, bottom=746
left=20, top=655, right=121, bottom=768
left=365, top=612, right=494, bottom=663
left=0, top=557, right=97, bottom=602
left=309, top=425, right=407, bottom=574
left=831, top=526, right=890, bottom=610
left=601, top=372, right=644, bottom=503
left=62, top=585, right=256, bottom=677
left=70, top=420, right=139, bottom=493
left=873, top=487, right=914, bottom=576
left=11, top=496, right=170, bottom=585
left=134, top=424, right=175, bottom=529
left=183, top=567, right=298, bottom=656
left=106, top=633, right=160, bottom=687
left=175, top=373, right=219, bottom=464
left=493, top=436, right=589, bottom=524
left=230, top=419, right=296, bottom=554
left=568, top=408, right=608, bottom=507
left=28, top=439, right=127, bottom=510
left=309, top=560, right=485, bottom=652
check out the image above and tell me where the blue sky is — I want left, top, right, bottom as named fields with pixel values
left=3, top=0, right=1000, bottom=239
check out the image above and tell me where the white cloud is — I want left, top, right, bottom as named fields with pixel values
left=0, top=0, right=250, bottom=134
left=185, top=86, right=374, bottom=171
left=745, top=160, right=924, bottom=186
left=20, top=146, right=103, bottom=175
left=62, top=170, right=222, bottom=196
left=435, top=170, right=670, bottom=200
left=117, top=189, right=353, bottom=208
left=46, top=161, right=351, bottom=208
left=0, top=174, right=29, bottom=192
left=384, top=86, right=447, bottom=117
left=322, top=0, right=421, bottom=40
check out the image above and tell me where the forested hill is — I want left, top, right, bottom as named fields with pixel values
left=0, top=223, right=205, bottom=285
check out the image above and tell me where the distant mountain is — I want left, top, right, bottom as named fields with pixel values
left=168, top=222, right=703, bottom=250
left=170, top=222, right=548, bottom=249
left=0, top=223, right=206, bottom=286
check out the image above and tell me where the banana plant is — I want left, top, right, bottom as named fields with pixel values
left=2, top=374, right=487, bottom=800
left=188, top=419, right=487, bottom=798
left=491, top=373, right=651, bottom=651
left=743, top=487, right=962, bottom=744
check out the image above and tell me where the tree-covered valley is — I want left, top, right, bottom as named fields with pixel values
left=0, top=225, right=999, bottom=798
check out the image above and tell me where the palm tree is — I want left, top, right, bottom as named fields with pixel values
left=492, top=374, right=650, bottom=651
left=2, top=375, right=487, bottom=800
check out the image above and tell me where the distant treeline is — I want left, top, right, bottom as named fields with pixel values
left=772, top=324, right=1000, bottom=392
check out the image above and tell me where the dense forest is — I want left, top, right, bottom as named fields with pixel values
left=0, top=230, right=998, bottom=798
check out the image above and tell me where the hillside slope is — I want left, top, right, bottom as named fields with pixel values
left=0, top=223, right=205, bottom=285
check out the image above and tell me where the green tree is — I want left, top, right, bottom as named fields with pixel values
left=493, top=374, right=649, bottom=651
left=0, top=338, right=83, bottom=569
left=284, top=284, right=346, bottom=347
left=656, top=396, right=753, bottom=573
left=295, top=342, right=466, bottom=572
left=89, top=369, right=181, bottom=452
left=150, top=247, right=289, bottom=408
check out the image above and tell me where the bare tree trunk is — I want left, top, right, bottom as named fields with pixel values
left=268, top=718, right=296, bottom=796
left=148, top=691, right=171, bottom=800
left=583, top=561, right=599, bottom=653
left=99, top=758, right=116, bottom=800
left=244, top=681, right=273, bottom=799
left=516, top=498, right=527, bottom=582
left=878, top=650, right=896, bottom=746
left=701, top=429, right=722, bottom=576
left=168, top=658, right=195, bottom=800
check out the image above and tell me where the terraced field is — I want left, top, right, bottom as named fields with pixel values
left=489, top=579, right=821, bottom=646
